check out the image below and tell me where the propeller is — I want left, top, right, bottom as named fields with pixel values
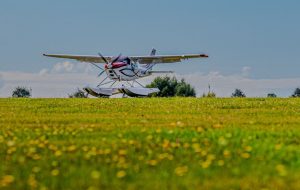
left=98, top=53, right=122, bottom=69
left=98, top=70, right=105, bottom=77
left=110, top=53, right=122, bottom=68
left=97, top=53, right=122, bottom=81
left=98, top=53, right=109, bottom=64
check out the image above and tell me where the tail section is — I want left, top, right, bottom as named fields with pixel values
left=150, top=48, right=156, bottom=56
left=143, top=48, right=157, bottom=70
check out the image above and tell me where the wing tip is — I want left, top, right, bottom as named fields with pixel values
left=200, top=54, right=209, bottom=58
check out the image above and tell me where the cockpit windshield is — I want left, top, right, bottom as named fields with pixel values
left=122, top=57, right=131, bottom=65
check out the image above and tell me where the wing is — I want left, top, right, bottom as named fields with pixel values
left=129, top=54, right=208, bottom=64
left=43, top=54, right=113, bottom=63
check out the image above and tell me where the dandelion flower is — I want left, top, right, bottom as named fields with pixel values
left=148, top=160, right=158, bottom=166
left=174, top=166, right=188, bottom=176
left=51, top=169, right=59, bottom=176
left=1, top=175, right=15, bottom=186
left=116, top=170, right=126, bottom=178
left=54, top=150, right=62, bottom=157
left=241, top=152, right=250, bottom=159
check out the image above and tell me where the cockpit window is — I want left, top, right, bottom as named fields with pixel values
left=132, top=62, right=137, bottom=68
left=123, top=58, right=130, bottom=65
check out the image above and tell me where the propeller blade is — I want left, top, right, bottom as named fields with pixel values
left=111, top=54, right=122, bottom=64
left=98, top=53, right=109, bottom=64
left=98, top=70, right=105, bottom=77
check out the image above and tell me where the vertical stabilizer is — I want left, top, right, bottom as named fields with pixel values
left=150, top=48, right=156, bottom=56
left=143, top=48, right=157, bottom=70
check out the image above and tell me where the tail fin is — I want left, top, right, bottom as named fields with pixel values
left=150, top=48, right=156, bottom=56
left=143, top=48, right=157, bottom=70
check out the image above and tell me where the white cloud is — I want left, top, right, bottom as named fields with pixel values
left=52, top=62, right=74, bottom=73
left=49, top=61, right=95, bottom=74
left=36, top=61, right=96, bottom=76
left=241, top=66, right=251, bottom=77
left=39, top=69, right=49, bottom=76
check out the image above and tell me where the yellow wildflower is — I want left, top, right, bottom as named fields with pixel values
left=201, top=160, right=211, bottom=169
left=1, top=175, right=14, bottom=186
left=241, top=152, right=250, bottom=159
left=244, top=146, right=252, bottom=152
left=54, top=150, right=62, bottom=157
left=213, top=123, right=222, bottom=129
left=51, top=169, right=59, bottom=176
left=7, top=140, right=15, bottom=147
left=223, top=150, right=231, bottom=158
left=27, top=175, right=37, bottom=188
left=148, top=160, right=158, bottom=166
left=116, top=170, right=126, bottom=178
left=118, top=149, right=127, bottom=156
left=67, top=145, right=77, bottom=152
left=174, top=166, right=188, bottom=176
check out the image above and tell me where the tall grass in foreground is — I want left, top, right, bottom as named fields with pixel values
left=0, top=98, right=300, bottom=190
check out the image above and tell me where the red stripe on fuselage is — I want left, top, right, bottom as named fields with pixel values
left=105, top=62, right=127, bottom=69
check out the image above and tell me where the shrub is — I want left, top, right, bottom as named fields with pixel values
left=69, top=89, right=88, bottom=98
left=147, top=76, right=196, bottom=97
left=231, top=89, right=246, bottom=98
left=291, top=88, right=300, bottom=97
left=12, top=86, right=32, bottom=98
left=267, top=93, right=277, bottom=98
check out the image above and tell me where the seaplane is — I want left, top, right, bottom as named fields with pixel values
left=43, top=49, right=208, bottom=97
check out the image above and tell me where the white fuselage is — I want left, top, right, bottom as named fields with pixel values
left=105, top=62, right=151, bottom=81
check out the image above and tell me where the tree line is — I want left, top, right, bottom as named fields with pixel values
left=10, top=76, right=300, bottom=98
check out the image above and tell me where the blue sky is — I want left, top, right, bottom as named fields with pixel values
left=0, top=0, right=300, bottom=97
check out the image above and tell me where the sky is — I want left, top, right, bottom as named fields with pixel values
left=0, top=0, right=300, bottom=97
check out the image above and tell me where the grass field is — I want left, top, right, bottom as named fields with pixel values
left=0, top=98, right=300, bottom=190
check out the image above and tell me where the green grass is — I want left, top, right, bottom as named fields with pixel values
left=0, top=98, right=300, bottom=190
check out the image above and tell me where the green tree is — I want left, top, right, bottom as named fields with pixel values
left=175, top=79, right=196, bottom=97
left=146, top=76, right=196, bottom=97
left=267, top=93, right=277, bottom=98
left=291, top=88, right=300, bottom=97
left=231, top=89, right=246, bottom=98
left=12, top=86, right=32, bottom=98
left=69, top=88, right=88, bottom=98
